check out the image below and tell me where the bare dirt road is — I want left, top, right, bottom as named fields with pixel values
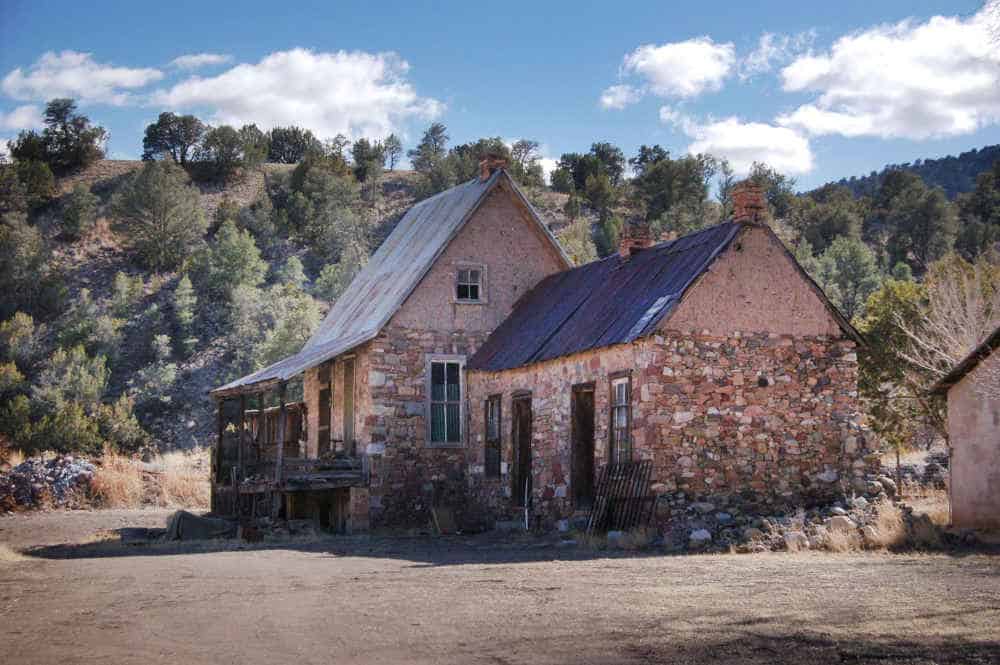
left=2, top=509, right=999, bottom=665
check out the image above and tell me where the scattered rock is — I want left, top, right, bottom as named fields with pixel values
left=827, top=515, right=858, bottom=533
left=876, top=475, right=898, bottom=498
left=742, top=527, right=764, bottom=540
left=815, top=470, right=839, bottom=484
left=691, top=502, right=715, bottom=514
left=830, top=506, right=848, bottom=516
left=861, top=525, right=880, bottom=548
left=689, top=529, right=712, bottom=546
left=0, top=455, right=96, bottom=511
left=784, top=531, right=810, bottom=551
left=607, top=530, right=626, bottom=548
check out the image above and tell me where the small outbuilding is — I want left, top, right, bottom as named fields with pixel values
left=932, top=325, right=1000, bottom=529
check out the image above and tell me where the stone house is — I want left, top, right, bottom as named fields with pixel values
left=210, top=166, right=875, bottom=532
left=932, top=325, right=1000, bottom=528
left=465, top=186, right=875, bottom=529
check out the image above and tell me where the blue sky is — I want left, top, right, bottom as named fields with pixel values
left=2, top=0, right=998, bottom=189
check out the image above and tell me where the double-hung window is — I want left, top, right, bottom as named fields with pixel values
left=610, top=374, right=632, bottom=463
left=456, top=267, right=483, bottom=302
left=429, top=356, right=464, bottom=445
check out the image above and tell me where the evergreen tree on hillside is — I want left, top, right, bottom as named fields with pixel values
left=111, top=161, right=208, bottom=271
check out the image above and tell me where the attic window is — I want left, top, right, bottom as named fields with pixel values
left=456, top=265, right=485, bottom=303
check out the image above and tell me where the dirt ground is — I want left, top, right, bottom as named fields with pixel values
left=1, top=510, right=999, bottom=665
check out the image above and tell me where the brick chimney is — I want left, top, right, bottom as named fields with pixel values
left=479, top=155, right=508, bottom=182
left=618, top=222, right=654, bottom=258
left=731, top=181, right=768, bottom=224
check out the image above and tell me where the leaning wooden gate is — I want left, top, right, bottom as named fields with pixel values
left=586, top=460, right=655, bottom=533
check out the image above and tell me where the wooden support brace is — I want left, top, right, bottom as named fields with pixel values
left=272, top=381, right=287, bottom=519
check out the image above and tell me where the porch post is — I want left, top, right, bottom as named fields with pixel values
left=273, top=381, right=287, bottom=518
left=238, top=394, right=247, bottom=480
left=212, top=396, right=223, bottom=513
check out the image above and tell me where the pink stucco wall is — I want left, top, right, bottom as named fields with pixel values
left=947, top=350, right=1000, bottom=528
left=667, top=225, right=842, bottom=337
left=389, top=179, right=567, bottom=333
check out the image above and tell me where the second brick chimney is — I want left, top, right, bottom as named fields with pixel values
left=479, top=155, right=508, bottom=182
left=618, top=222, right=654, bottom=259
left=731, top=181, right=768, bottom=224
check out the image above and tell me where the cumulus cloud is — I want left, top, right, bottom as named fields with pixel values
left=2, top=51, right=162, bottom=105
left=0, top=104, right=43, bottom=131
left=169, top=53, right=233, bottom=70
left=622, top=37, right=735, bottom=98
left=777, top=7, right=1000, bottom=139
left=153, top=48, right=443, bottom=139
left=600, top=37, right=734, bottom=108
left=661, top=106, right=814, bottom=175
left=599, top=84, right=643, bottom=110
left=738, top=31, right=815, bottom=80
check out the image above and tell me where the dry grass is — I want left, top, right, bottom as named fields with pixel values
left=0, top=543, right=27, bottom=563
left=820, top=527, right=862, bottom=553
left=870, top=499, right=908, bottom=549
left=4, top=448, right=26, bottom=467
left=906, top=488, right=951, bottom=527
left=89, top=449, right=145, bottom=508
left=90, top=448, right=210, bottom=509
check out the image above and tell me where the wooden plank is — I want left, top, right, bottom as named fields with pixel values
left=273, top=382, right=287, bottom=518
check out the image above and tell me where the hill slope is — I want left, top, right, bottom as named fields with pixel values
left=824, top=144, right=1000, bottom=199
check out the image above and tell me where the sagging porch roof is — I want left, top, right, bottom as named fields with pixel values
left=211, top=169, right=570, bottom=397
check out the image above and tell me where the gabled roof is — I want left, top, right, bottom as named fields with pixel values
left=931, top=324, right=1000, bottom=395
left=468, top=221, right=862, bottom=373
left=212, top=169, right=569, bottom=396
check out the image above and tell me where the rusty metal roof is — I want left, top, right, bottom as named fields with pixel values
left=212, top=169, right=569, bottom=395
left=468, top=222, right=744, bottom=372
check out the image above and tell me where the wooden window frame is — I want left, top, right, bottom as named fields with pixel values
left=608, top=371, right=632, bottom=464
left=426, top=354, right=466, bottom=447
left=454, top=262, right=487, bottom=304
left=484, top=394, right=502, bottom=479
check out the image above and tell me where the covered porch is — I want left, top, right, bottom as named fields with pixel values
left=210, top=375, right=370, bottom=534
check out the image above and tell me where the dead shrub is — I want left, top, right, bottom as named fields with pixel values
left=89, top=449, right=144, bottom=508
left=820, top=526, right=862, bottom=553
left=153, top=450, right=210, bottom=509
left=870, top=499, right=908, bottom=549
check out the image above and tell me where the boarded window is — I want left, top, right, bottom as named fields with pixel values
left=456, top=268, right=481, bottom=302
left=484, top=395, right=501, bottom=478
left=430, top=360, right=462, bottom=443
left=610, top=375, right=631, bottom=464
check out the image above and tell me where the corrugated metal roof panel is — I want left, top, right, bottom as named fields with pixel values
left=468, top=222, right=743, bottom=372
left=212, top=170, right=570, bottom=395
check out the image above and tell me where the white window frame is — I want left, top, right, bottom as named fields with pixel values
left=610, top=374, right=632, bottom=464
left=454, top=263, right=487, bottom=304
left=425, top=354, right=466, bottom=447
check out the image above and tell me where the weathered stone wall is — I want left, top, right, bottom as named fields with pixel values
left=467, top=331, right=875, bottom=529
left=364, top=325, right=489, bottom=527
left=947, top=350, right=1000, bottom=528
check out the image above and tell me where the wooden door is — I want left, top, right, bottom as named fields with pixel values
left=511, top=395, right=532, bottom=508
left=571, top=385, right=596, bottom=510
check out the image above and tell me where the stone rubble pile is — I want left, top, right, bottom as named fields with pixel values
left=0, top=455, right=95, bottom=512
left=647, top=473, right=907, bottom=553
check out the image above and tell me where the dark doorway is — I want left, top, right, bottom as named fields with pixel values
left=511, top=394, right=532, bottom=508
left=571, top=384, right=596, bottom=510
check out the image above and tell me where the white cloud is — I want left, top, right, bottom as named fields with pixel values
left=599, top=84, right=643, bottom=110
left=661, top=107, right=814, bottom=175
left=621, top=37, right=735, bottom=99
left=2, top=51, right=162, bottom=105
left=777, top=7, right=1000, bottom=139
left=169, top=53, right=233, bottom=70
left=738, top=31, right=815, bottom=80
left=153, top=48, right=443, bottom=139
left=0, top=104, right=43, bottom=131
